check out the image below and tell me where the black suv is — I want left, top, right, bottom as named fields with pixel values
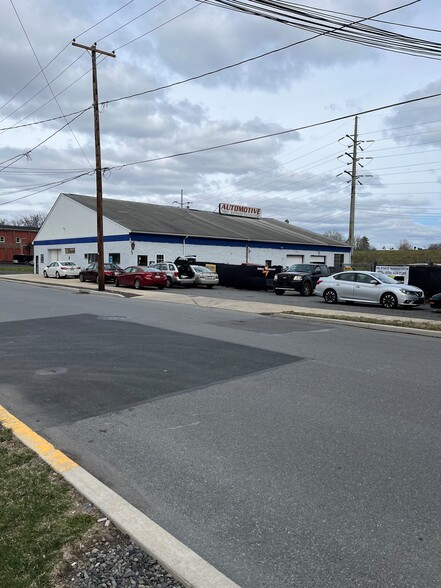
left=273, top=263, right=330, bottom=296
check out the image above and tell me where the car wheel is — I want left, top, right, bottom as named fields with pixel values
left=274, top=289, right=285, bottom=296
left=95, top=276, right=99, bottom=284
left=56, top=271, right=61, bottom=279
left=134, top=278, right=142, bottom=289
left=43, top=271, right=48, bottom=278
left=323, top=289, right=338, bottom=304
left=301, top=282, right=312, bottom=296
left=381, top=292, right=398, bottom=309
left=165, top=276, right=173, bottom=288
left=79, top=274, right=85, bottom=282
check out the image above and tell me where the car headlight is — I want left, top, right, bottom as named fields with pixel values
left=293, top=276, right=303, bottom=281
left=273, top=275, right=278, bottom=281
left=399, top=288, right=417, bottom=295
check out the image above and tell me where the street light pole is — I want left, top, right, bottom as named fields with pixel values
left=72, top=40, right=115, bottom=291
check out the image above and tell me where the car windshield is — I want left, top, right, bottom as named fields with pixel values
left=61, top=261, right=76, bottom=266
left=287, top=264, right=313, bottom=272
left=370, top=273, right=398, bottom=284
left=103, top=264, right=121, bottom=270
left=192, top=266, right=211, bottom=273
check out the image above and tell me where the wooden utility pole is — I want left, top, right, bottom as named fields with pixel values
left=72, top=40, right=115, bottom=291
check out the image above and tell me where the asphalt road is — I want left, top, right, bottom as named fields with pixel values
left=1, top=279, right=441, bottom=587
left=166, top=283, right=441, bottom=321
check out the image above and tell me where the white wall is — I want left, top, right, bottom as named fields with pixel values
left=35, top=238, right=348, bottom=273
left=37, top=194, right=127, bottom=240
left=120, top=241, right=349, bottom=268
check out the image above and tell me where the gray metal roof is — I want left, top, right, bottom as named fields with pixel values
left=64, top=193, right=348, bottom=249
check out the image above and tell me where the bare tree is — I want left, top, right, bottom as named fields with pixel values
left=6, top=213, right=46, bottom=228
left=323, top=230, right=345, bottom=242
left=428, top=243, right=441, bottom=250
left=398, top=239, right=412, bottom=250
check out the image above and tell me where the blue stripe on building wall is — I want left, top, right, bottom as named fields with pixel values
left=34, top=234, right=131, bottom=246
left=34, top=232, right=350, bottom=253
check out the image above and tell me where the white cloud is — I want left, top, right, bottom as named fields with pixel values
left=1, top=0, right=441, bottom=249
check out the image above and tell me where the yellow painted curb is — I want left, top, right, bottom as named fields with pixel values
left=0, top=405, right=78, bottom=473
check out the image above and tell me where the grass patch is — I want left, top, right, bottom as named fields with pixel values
left=0, top=264, right=34, bottom=273
left=353, top=249, right=441, bottom=266
left=0, top=425, right=95, bottom=588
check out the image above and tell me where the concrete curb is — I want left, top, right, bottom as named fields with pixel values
left=275, top=312, right=441, bottom=337
left=0, top=406, right=240, bottom=588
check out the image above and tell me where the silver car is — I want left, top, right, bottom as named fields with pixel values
left=150, top=262, right=194, bottom=288
left=191, top=265, right=219, bottom=288
left=314, top=270, right=425, bottom=309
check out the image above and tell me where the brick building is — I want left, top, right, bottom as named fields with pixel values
left=0, top=225, right=38, bottom=263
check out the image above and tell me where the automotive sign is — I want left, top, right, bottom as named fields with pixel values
left=219, top=203, right=262, bottom=218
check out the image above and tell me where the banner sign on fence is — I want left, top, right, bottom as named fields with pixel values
left=376, top=265, right=409, bottom=283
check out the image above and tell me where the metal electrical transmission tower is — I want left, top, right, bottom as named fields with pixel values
left=337, top=116, right=373, bottom=260
left=72, top=40, right=115, bottom=291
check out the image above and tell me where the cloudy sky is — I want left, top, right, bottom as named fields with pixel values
left=1, top=0, right=441, bottom=249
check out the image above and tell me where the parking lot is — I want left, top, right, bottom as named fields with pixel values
left=3, top=271, right=441, bottom=323
left=140, top=281, right=441, bottom=321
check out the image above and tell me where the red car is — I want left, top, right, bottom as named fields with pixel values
left=114, top=266, right=167, bottom=290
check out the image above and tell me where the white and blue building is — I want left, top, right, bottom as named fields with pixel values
left=33, top=193, right=351, bottom=273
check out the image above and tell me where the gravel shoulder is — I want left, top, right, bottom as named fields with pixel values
left=52, top=515, right=185, bottom=588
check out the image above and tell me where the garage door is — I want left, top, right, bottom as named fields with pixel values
left=286, top=255, right=303, bottom=264
left=48, top=248, right=62, bottom=263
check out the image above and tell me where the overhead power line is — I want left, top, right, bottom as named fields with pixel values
left=0, top=171, right=92, bottom=206
left=0, top=108, right=89, bottom=171
left=199, top=0, right=441, bottom=60
left=3, top=90, right=440, bottom=209
left=0, top=0, right=420, bottom=133
left=0, top=0, right=134, bottom=117
left=106, top=90, right=441, bottom=172
left=9, top=0, right=93, bottom=168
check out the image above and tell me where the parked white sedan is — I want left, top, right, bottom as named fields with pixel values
left=314, top=270, right=425, bottom=309
left=43, top=261, right=81, bottom=279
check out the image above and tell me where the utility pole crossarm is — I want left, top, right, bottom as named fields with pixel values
left=72, top=40, right=116, bottom=58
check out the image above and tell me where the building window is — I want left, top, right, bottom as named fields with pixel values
left=265, top=259, right=272, bottom=267
left=65, top=248, right=75, bottom=254
left=0, top=236, right=5, bottom=243
left=16, top=237, right=21, bottom=243
left=156, top=254, right=164, bottom=263
left=87, top=253, right=98, bottom=263
left=40, top=254, right=44, bottom=263
left=109, top=253, right=120, bottom=264
left=137, top=255, right=148, bottom=266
